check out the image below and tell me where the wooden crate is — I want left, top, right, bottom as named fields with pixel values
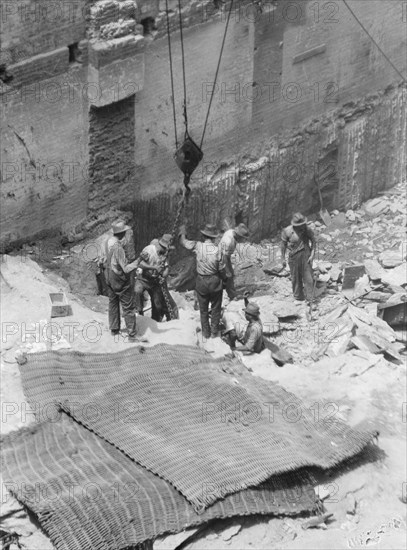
left=49, top=292, right=72, bottom=318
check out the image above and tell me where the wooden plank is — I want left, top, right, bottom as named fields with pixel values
left=293, top=44, right=326, bottom=64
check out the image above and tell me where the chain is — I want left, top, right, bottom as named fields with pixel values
left=157, top=187, right=189, bottom=320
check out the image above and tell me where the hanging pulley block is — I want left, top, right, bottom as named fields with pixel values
left=174, top=136, right=203, bottom=179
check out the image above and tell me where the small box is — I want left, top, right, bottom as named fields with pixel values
left=49, top=292, right=73, bottom=318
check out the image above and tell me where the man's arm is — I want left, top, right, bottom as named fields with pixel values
left=178, top=227, right=197, bottom=251
left=307, top=228, right=316, bottom=264
left=115, top=246, right=140, bottom=274
left=280, top=229, right=288, bottom=266
left=235, top=324, right=262, bottom=355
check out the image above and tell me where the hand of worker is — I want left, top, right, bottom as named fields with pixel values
left=178, top=224, right=186, bottom=236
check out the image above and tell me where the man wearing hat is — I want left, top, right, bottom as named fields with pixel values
left=233, top=301, right=265, bottom=354
left=105, top=220, right=140, bottom=341
left=281, top=212, right=316, bottom=303
left=219, top=223, right=250, bottom=300
left=135, top=234, right=174, bottom=322
left=179, top=223, right=226, bottom=339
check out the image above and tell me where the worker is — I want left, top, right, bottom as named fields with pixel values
left=219, top=223, right=250, bottom=300
left=104, top=220, right=140, bottom=341
left=135, top=234, right=174, bottom=322
left=233, top=302, right=265, bottom=354
left=179, top=223, right=226, bottom=339
left=281, top=212, right=316, bottom=303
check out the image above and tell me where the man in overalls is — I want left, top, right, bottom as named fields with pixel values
left=179, top=223, right=226, bottom=339
left=219, top=223, right=250, bottom=300
left=280, top=212, right=316, bottom=303
left=105, top=220, right=139, bottom=341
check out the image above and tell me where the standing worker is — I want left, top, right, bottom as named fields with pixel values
left=219, top=223, right=250, bottom=300
left=135, top=234, right=175, bottom=321
left=280, top=212, right=316, bottom=303
left=179, top=223, right=226, bottom=339
left=105, top=220, right=140, bottom=341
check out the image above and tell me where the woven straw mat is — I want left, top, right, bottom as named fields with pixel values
left=19, top=344, right=375, bottom=511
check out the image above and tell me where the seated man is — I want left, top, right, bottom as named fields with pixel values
left=135, top=234, right=174, bottom=322
left=234, top=302, right=265, bottom=355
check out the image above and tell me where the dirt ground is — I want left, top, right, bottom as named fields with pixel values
left=1, top=184, right=406, bottom=550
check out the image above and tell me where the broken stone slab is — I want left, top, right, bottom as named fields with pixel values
left=342, top=264, right=366, bottom=296
left=351, top=334, right=381, bottom=354
left=378, top=250, right=404, bottom=268
left=365, top=291, right=391, bottom=302
left=262, top=262, right=288, bottom=276
left=381, top=263, right=407, bottom=287
left=364, top=260, right=386, bottom=282
left=271, top=301, right=300, bottom=319
left=378, top=297, right=407, bottom=328
left=363, top=198, right=390, bottom=217
left=263, top=338, right=294, bottom=365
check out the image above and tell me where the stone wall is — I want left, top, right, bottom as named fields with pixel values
left=1, top=0, right=406, bottom=249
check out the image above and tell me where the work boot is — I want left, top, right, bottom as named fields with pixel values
left=111, top=329, right=120, bottom=336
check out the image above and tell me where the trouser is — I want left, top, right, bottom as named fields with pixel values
left=134, top=278, right=166, bottom=322
left=224, top=257, right=237, bottom=300
left=106, top=270, right=137, bottom=338
left=195, top=274, right=223, bottom=338
left=223, top=329, right=238, bottom=349
left=288, top=250, right=314, bottom=301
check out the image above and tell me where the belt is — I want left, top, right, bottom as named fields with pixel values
left=197, top=273, right=219, bottom=277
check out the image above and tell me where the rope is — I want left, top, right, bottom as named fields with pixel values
left=200, top=0, right=235, bottom=149
left=342, top=0, right=406, bottom=83
left=165, top=0, right=179, bottom=149
left=178, top=0, right=189, bottom=136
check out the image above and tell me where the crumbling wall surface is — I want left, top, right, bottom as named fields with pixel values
left=133, top=84, right=406, bottom=248
left=131, top=0, right=406, bottom=248
left=132, top=7, right=255, bottom=199
left=0, top=66, right=89, bottom=249
left=0, top=0, right=90, bottom=249
left=224, top=84, right=406, bottom=242
left=88, top=95, right=136, bottom=215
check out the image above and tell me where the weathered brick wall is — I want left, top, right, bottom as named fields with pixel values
left=88, top=95, right=136, bottom=214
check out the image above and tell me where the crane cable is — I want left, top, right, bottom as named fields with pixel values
left=200, top=0, right=235, bottom=149
left=342, top=0, right=406, bottom=83
left=161, top=0, right=234, bottom=319
left=165, top=0, right=179, bottom=149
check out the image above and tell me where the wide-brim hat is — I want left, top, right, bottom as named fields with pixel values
left=112, top=220, right=130, bottom=234
left=235, top=223, right=250, bottom=238
left=158, top=233, right=175, bottom=250
left=243, top=302, right=260, bottom=317
left=291, top=212, right=307, bottom=226
left=200, top=223, right=219, bottom=239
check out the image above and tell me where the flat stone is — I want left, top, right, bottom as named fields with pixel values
left=363, top=198, right=390, bottom=217
left=381, top=263, right=407, bottom=287
left=364, top=259, right=385, bottom=281
left=272, top=301, right=300, bottom=318
left=379, top=250, right=404, bottom=268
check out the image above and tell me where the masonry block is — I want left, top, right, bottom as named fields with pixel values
left=88, top=36, right=145, bottom=106
left=6, top=47, right=69, bottom=88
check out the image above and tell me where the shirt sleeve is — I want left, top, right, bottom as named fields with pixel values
left=245, top=323, right=263, bottom=352
left=281, top=228, right=289, bottom=243
left=179, top=235, right=197, bottom=251
left=115, top=245, right=139, bottom=274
